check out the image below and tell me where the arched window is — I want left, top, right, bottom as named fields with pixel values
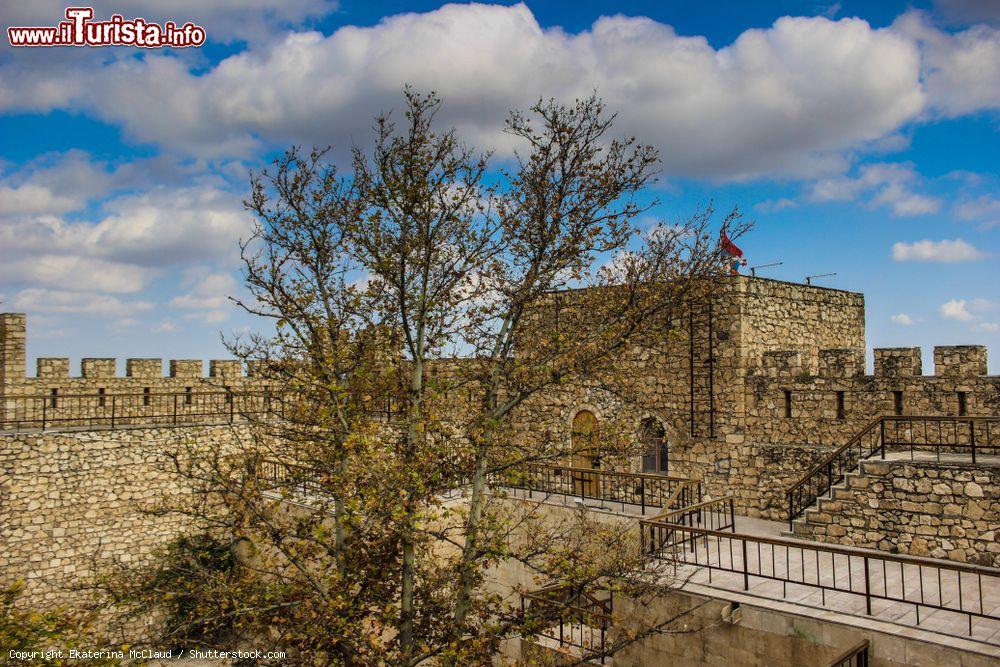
left=640, top=418, right=668, bottom=473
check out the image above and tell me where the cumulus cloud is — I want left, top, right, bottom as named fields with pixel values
left=1, top=0, right=340, bottom=45
left=940, top=298, right=995, bottom=322
left=0, top=5, right=928, bottom=179
left=170, top=270, right=239, bottom=323
left=0, top=153, right=250, bottom=293
left=807, top=162, right=941, bottom=216
left=940, top=299, right=975, bottom=321
left=953, top=194, right=1000, bottom=228
left=0, top=150, right=116, bottom=215
left=891, top=313, right=917, bottom=325
left=891, top=238, right=986, bottom=262
left=11, top=288, right=153, bottom=318
left=893, top=11, right=1000, bottom=116
left=973, top=322, right=1000, bottom=332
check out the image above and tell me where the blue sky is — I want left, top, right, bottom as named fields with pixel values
left=0, top=0, right=997, bottom=373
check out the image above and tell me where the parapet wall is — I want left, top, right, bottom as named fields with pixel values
left=0, top=313, right=261, bottom=404
left=745, top=344, right=998, bottom=446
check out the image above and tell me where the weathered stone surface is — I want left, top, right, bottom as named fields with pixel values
left=795, top=460, right=1000, bottom=567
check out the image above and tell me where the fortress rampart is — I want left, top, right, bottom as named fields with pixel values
left=0, top=275, right=997, bottom=612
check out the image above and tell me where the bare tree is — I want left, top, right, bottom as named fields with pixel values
left=102, top=90, right=749, bottom=665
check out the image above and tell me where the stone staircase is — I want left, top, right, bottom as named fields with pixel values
left=789, top=459, right=886, bottom=541
left=788, top=454, right=999, bottom=565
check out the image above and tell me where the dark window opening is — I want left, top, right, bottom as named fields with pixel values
left=98, top=387, right=106, bottom=408
left=224, top=385, right=233, bottom=404
left=640, top=418, right=668, bottom=473
left=893, top=390, right=904, bottom=416
left=836, top=391, right=846, bottom=420
left=143, top=387, right=151, bottom=406
left=957, top=391, right=967, bottom=417
left=185, top=387, right=193, bottom=405
left=783, top=390, right=793, bottom=418
left=50, top=388, right=58, bottom=409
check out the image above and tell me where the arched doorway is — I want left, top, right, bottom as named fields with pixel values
left=570, top=410, right=599, bottom=496
left=640, top=418, right=668, bottom=474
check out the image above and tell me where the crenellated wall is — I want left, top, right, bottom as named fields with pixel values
left=0, top=314, right=263, bottom=404
left=744, top=344, right=999, bottom=447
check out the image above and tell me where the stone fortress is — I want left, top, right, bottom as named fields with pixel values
left=1, top=275, right=998, bottom=665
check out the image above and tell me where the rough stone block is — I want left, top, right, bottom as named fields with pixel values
left=818, top=348, right=864, bottom=378
left=81, top=358, right=116, bottom=378
left=126, top=358, right=162, bottom=378
left=761, top=350, right=805, bottom=377
left=36, top=357, right=69, bottom=379
left=169, top=360, right=203, bottom=378
left=873, top=347, right=922, bottom=377
left=209, top=360, right=242, bottom=380
left=933, top=345, right=987, bottom=377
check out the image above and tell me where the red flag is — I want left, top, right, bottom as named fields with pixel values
left=720, top=229, right=743, bottom=258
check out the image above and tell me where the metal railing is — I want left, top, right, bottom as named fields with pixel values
left=640, top=497, right=736, bottom=558
left=787, top=416, right=1000, bottom=528
left=0, top=389, right=410, bottom=433
left=0, top=390, right=284, bottom=432
left=642, top=520, right=1000, bottom=640
left=257, top=458, right=328, bottom=497
left=520, top=584, right=613, bottom=663
left=829, top=640, right=869, bottom=667
left=507, top=463, right=699, bottom=514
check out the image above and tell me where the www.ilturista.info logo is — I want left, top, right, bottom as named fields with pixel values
left=7, top=7, right=206, bottom=48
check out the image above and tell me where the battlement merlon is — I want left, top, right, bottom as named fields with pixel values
left=0, top=313, right=27, bottom=388
left=934, top=345, right=987, bottom=378
left=874, top=347, right=922, bottom=378
left=0, top=313, right=251, bottom=385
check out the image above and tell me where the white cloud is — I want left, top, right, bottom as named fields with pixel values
left=0, top=6, right=927, bottom=179
left=940, top=299, right=975, bottom=321
left=0, top=150, right=115, bottom=216
left=0, top=153, right=250, bottom=293
left=808, top=162, right=941, bottom=216
left=893, top=11, right=1000, bottom=117
left=891, top=238, right=986, bottom=262
left=11, top=288, right=153, bottom=318
left=2, top=0, right=340, bottom=44
left=891, top=313, right=917, bottom=325
left=939, top=298, right=995, bottom=323
left=151, top=319, right=180, bottom=333
left=953, top=194, right=1000, bottom=228
left=755, top=198, right=798, bottom=213
left=170, top=271, right=239, bottom=323
left=973, top=322, right=1000, bottom=333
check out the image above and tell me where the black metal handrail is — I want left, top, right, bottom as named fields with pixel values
left=520, top=585, right=613, bottom=663
left=642, top=520, right=1000, bottom=640
left=829, top=640, right=869, bottom=667
left=509, top=463, right=699, bottom=514
left=0, top=389, right=407, bottom=432
left=640, top=497, right=736, bottom=557
left=0, top=390, right=282, bottom=432
left=787, top=416, right=1000, bottom=528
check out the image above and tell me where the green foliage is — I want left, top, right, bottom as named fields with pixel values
left=0, top=582, right=115, bottom=666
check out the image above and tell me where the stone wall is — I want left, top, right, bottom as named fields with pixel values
left=0, top=425, right=250, bottom=608
left=744, top=357, right=1000, bottom=447
left=793, top=459, right=1000, bottom=567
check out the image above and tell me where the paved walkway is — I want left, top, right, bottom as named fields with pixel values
left=505, top=488, right=1000, bottom=650
left=655, top=515, right=1000, bottom=647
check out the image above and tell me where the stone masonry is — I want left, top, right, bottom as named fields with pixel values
left=793, top=458, right=1000, bottom=567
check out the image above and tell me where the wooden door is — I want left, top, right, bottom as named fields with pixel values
left=570, top=410, right=599, bottom=496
